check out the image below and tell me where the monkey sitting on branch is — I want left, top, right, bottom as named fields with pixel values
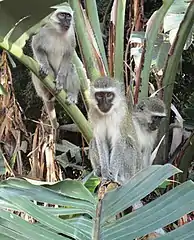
left=31, top=5, right=80, bottom=130
left=88, top=76, right=142, bottom=185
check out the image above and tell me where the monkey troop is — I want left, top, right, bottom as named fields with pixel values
left=88, top=76, right=166, bottom=185
left=31, top=6, right=80, bottom=130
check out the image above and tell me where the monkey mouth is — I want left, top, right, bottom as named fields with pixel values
left=60, top=24, right=70, bottom=31
left=98, top=104, right=113, bottom=114
left=148, top=123, right=157, bottom=131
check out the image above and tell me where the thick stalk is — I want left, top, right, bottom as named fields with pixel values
left=114, top=0, right=126, bottom=82
left=69, top=0, right=101, bottom=82
left=85, top=0, right=109, bottom=75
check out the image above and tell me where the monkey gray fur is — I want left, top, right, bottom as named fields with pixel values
left=88, top=77, right=142, bottom=184
left=31, top=6, right=80, bottom=129
left=132, top=96, right=166, bottom=168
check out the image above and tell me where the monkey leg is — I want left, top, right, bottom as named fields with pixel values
left=63, top=63, right=80, bottom=105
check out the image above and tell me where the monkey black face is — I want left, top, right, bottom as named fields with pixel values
left=95, top=91, right=115, bottom=113
left=149, top=115, right=166, bottom=131
left=57, top=12, right=72, bottom=31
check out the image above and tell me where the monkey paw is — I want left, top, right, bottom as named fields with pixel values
left=66, top=93, right=78, bottom=105
left=55, top=80, right=63, bottom=93
left=39, top=65, right=49, bottom=79
left=101, top=170, right=115, bottom=182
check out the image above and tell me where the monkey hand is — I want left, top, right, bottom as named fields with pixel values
left=66, top=93, right=78, bottom=105
left=101, top=168, right=116, bottom=182
left=55, top=74, right=65, bottom=93
left=39, top=64, right=49, bottom=79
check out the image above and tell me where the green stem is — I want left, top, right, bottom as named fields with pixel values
left=114, top=0, right=126, bottom=82
left=85, top=0, right=109, bottom=75
left=69, top=0, right=101, bottom=82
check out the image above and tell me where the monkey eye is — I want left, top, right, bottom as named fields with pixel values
left=106, top=92, right=112, bottom=97
left=106, top=92, right=114, bottom=99
left=66, top=13, right=71, bottom=18
left=152, top=115, right=164, bottom=122
left=58, top=12, right=66, bottom=19
left=95, top=92, right=104, bottom=100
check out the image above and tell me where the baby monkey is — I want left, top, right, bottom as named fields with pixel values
left=31, top=5, right=80, bottom=129
left=88, top=77, right=142, bottom=184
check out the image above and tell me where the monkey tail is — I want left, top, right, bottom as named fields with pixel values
left=43, top=99, right=59, bottom=130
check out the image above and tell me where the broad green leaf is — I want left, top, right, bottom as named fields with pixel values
left=0, top=225, right=29, bottom=240
left=157, top=220, right=194, bottom=239
left=0, top=178, right=95, bottom=216
left=102, top=164, right=181, bottom=222
left=67, top=217, right=93, bottom=235
left=1, top=196, right=91, bottom=240
left=102, top=181, right=194, bottom=240
left=41, top=206, right=92, bottom=216
left=0, top=210, right=69, bottom=240
left=84, top=175, right=100, bottom=193
left=1, top=164, right=194, bottom=239
left=43, top=179, right=96, bottom=204
left=0, top=233, right=15, bottom=240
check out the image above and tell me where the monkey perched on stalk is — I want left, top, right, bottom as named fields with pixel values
left=88, top=77, right=142, bottom=184
left=31, top=5, right=80, bottom=130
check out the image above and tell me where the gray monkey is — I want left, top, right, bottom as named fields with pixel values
left=88, top=77, right=142, bottom=184
left=31, top=5, right=80, bottom=129
left=132, top=96, right=166, bottom=168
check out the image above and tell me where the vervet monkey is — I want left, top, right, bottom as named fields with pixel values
left=88, top=77, right=142, bottom=184
left=31, top=5, right=80, bottom=129
left=132, top=97, right=166, bottom=168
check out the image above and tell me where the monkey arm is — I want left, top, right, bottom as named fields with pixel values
left=31, top=34, right=52, bottom=78
left=63, top=63, right=80, bottom=104
left=89, top=138, right=101, bottom=176
left=55, top=48, right=74, bottom=91
left=109, top=140, right=124, bottom=183
left=94, top=137, right=111, bottom=181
